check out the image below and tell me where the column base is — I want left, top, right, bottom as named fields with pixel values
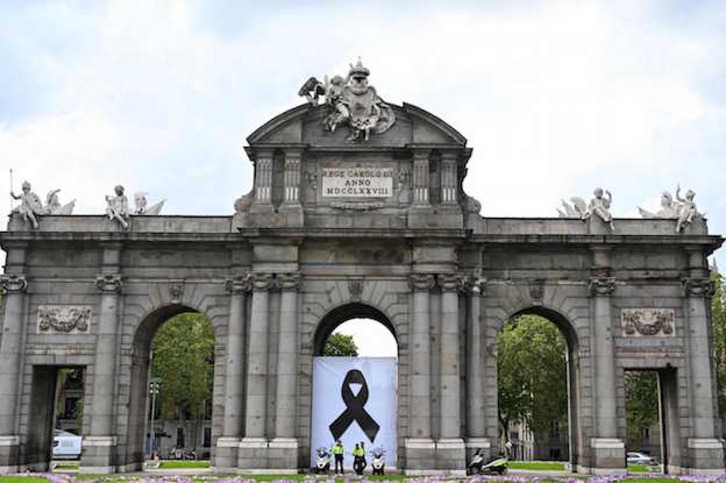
left=590, top=438, right=625, bottom=474
left=268, top=438, right=298, bottom=470
left=238, top=437, right=268, bottom=470
left=0, top=436, right=20, bottom=471
left=435, top=438, right=466, bottom=473
left=215, top=437, right=240, bottom=472
left=404, top=438, right=436, bottom=472
left=465, top=437, right=492, bottom=461
left=688, top=438, right=725, bottom=473
left=80, top=436, right=117, bottom=474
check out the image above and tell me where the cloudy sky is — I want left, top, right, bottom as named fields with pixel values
left=1, top=1, right=724, bottom=352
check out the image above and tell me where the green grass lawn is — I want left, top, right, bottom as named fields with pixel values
left=157, top=460, right=212, bottom=469
left=508, top=460, right=567, bottom=471
left=0, top=478, right=51, bottom=483
left=53, top=461, right=80, bottom=470
left=628, top=464, right=651, bottom=473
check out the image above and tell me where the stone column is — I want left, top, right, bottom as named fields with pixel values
left=238, top=272, right=273, bottom=469
left=254, top=154, right=273, bottom=205
left=82, top=244, right=122, bottom=473
left=588, top=246, right=624, bottom=473
left=279, top=149, right=304, bottom=226
left=412, top=150, right=430, bottom=206
left=465, top=277, right=489, bottom=458
left=436, top=274, right=465, bottom=471
left=216, top=274, right=252, bottom=470
left=440, top=152, right=458, bottom=205
left=282, top=153, right=301, bottom=205
left=270, top=272, right=301, bottom=469
left=404, top=274, right=436, bottom=471
left=682, top=246, right=724, bottom=471
left=0, top=249, right=28, bottom=471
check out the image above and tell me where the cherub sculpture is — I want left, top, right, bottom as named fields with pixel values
left=675, top=185, right=699, bottom=233
left=10, top=180, right=43, bottom=228
left=582, top=187, right=614, bottom=229
left=558, top=188, right=614, bottom=230
left=105, top=185, right=130, bottom=228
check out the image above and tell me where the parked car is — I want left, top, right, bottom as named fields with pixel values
left=52, top=429, right=82, bottom=460
left=627, top=451, right=656, bottom=465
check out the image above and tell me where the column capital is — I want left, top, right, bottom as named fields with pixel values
left=589, top=276, right=615, bottom=297
left=277, top=272, right=302, bottom=291
left=409, top=273, right=436, bottom=291
left=464, top=276, right=487, bottom=296
left=682, top=277, right=716, bottom=298
left=252, top=272, right=274, bottom=291
left=96, top=274, right=123, bottom=293
left=225, top=273, right=253, bottom=294
left=437, top=274, right=463, bottom=292
left=0, top=274, right=27, bottom=294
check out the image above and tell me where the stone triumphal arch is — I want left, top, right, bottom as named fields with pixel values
left=0, top=62, right=723, bottom=474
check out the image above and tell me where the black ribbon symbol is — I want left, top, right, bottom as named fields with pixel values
left=329, top=369, right=380, bottom=442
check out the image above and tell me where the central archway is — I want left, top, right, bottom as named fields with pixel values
left=123, top=305, right=217, bottom=471
left=310, top=303, right=399, bottom=471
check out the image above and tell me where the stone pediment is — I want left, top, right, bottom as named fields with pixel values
left=246, top=102, right=467, bottom=148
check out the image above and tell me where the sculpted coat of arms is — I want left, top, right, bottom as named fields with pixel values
left=299, top=59, right=396, bottom=142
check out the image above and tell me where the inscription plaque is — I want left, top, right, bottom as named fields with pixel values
left=321, top=167, right=393, bottom=198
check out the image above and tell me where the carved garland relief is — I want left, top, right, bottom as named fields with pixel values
left=37, top=305, right=92, bottom=334
left=621, top=308, right=675, bottom=337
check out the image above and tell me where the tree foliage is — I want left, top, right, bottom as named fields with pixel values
left=497, top=314, right=568, bottom=442
left=712, top=270, right=726, bottom=420
left=624, top=371, right=658, bottom=448
left=324, top=332, right=359, bottom=357
left=151, top=313, right=215, bottom=423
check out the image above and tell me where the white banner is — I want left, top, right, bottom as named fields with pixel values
left=311, top=357, right=397, bottom=468
left=321, top=167, right=394, bottom=198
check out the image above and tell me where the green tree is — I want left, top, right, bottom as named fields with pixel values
left=712, top=270, right=726, bottom=420
left=151, top=313, right=215, bottom=427
left=497, top=315, right=568, bottom=444
left=625, top=371, right=658, bottom=448
left=324, top=332, right=359, bottom=356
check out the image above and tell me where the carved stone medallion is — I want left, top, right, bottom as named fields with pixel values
left=621, top=308, right=675, bottom=337
left=37, top=305, right=92, bottom=334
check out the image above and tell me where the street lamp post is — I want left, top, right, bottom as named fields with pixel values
left=149, top=377, right=161, bottom=462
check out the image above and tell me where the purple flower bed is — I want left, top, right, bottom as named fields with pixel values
left=0, top=475, right=725, bottom=483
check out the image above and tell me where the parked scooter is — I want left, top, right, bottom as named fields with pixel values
left=371, top=447, right=386, bottom=475
left=315, top=446, right=331, bottom=474
left=467, top=449, right=508, bottom=475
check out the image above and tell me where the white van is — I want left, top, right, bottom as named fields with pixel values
left=52, top=429, right=82, bottom=459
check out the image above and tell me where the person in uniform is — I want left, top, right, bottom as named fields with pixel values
left=332, top=439, right=344, bottom=474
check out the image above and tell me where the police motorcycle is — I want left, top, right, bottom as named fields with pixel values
left=467, top=448, right=508, bottom=475
left=314, top=446, right=332, bottom=474
left=371, top=446, right=386, bottom=475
